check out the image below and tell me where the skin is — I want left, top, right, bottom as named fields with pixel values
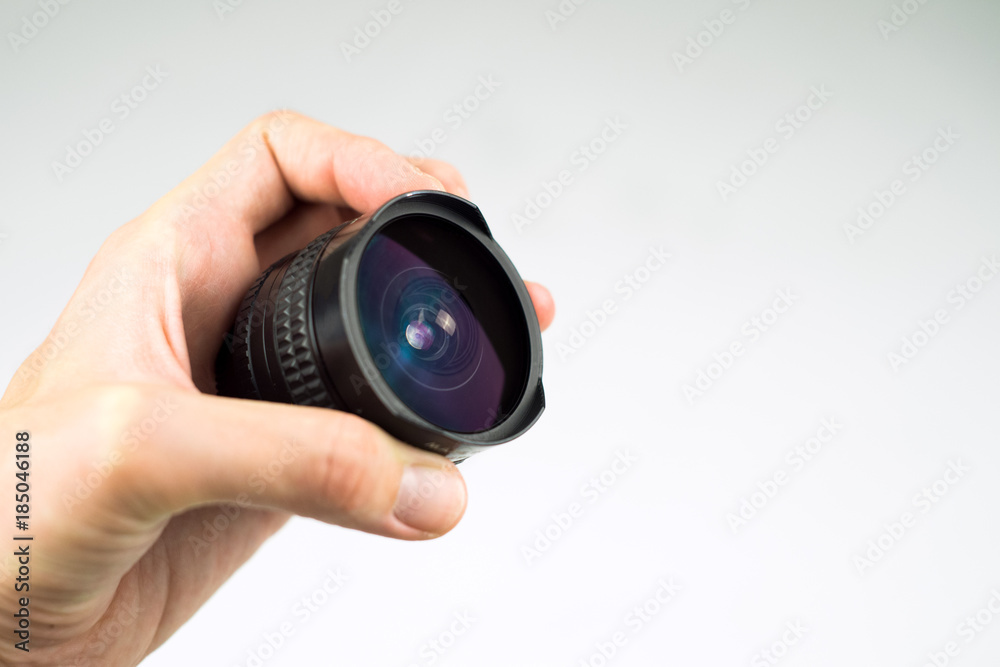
left=0, top=111, right=555, bottom=666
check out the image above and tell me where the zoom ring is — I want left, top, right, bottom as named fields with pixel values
left=273, top=229, right=338, bottom=407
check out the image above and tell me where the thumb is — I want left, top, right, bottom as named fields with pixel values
left=119, top=388, right=467, bottom=539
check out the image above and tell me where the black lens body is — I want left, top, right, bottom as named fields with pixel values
left=215, top=191, right=544, bottom=462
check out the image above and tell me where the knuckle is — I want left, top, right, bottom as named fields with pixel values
left=253, top=108, right=301, bottom=132
left=77, top=219, right=172, bottom=309
left=353, top=134, right=395, bottom=161
left=88, top=384, right=154, bottom=445
left=99, top=215, right=179, bottom=272
left=86, top=384, right=176, bottom=481
left=56, top=383, right=192, bottom=523
left=95, top=214, right=162, bottom=258
left=65, top=384, right=158, bottom=504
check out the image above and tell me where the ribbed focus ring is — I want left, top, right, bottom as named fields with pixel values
left=272, top=228, right=338, bottom=407
left=218, top=269, right=269, bottom=399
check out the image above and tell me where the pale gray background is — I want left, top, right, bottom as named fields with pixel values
left=2, top=0, right=1000, bottom=665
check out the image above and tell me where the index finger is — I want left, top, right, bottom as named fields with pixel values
left=140, top=112, right=450, bottom=375
left=158, top=110, right=447, bottom=237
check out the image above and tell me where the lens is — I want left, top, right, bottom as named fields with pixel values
left=216, top=191, right=544, bottom=461
left=357, top=215, right=530, bottom=433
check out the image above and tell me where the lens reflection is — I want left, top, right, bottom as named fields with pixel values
left=405, top=319, right=435, bottom=351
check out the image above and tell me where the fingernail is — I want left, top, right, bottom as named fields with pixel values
left=393, top=464, right=466, bottom=534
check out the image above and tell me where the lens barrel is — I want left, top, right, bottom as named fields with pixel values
left=215, top=191, right=544, bottom=462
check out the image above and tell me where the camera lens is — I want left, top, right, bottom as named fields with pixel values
left=357, top=215, right=530, bottom=434
left=215, top=191, right=544, bottom=461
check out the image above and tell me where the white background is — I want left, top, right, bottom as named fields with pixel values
left=2, top=0, right=1000, bottom=665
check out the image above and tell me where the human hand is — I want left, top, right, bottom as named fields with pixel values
left=0, top=111, right=555, bottom=665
